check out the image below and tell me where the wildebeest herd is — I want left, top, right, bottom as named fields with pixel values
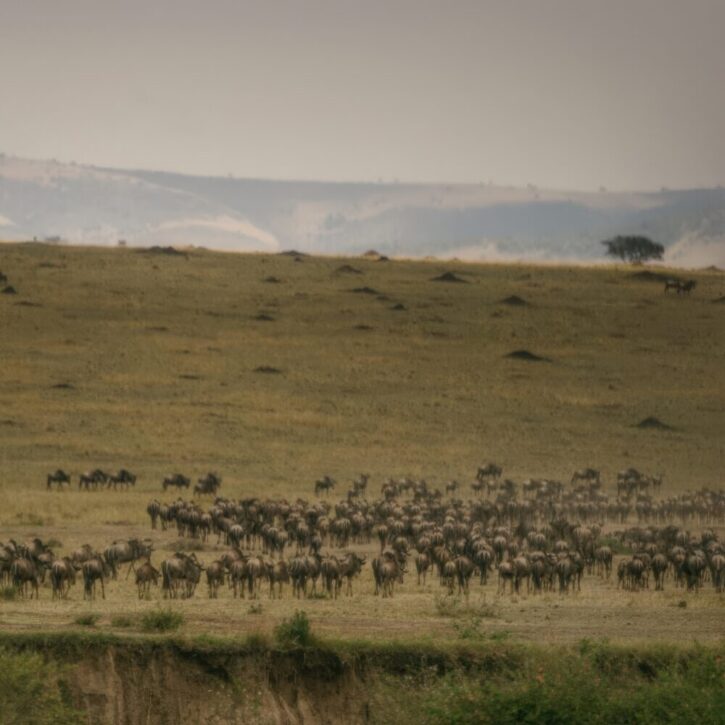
left=46, top=468, right=137, bottom=491
left=8, top=465, right=722, bottom=603
left=46, top=469, right=221, bottom=496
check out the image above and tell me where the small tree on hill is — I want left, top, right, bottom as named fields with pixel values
left=601, top=236, right=664, bottom=263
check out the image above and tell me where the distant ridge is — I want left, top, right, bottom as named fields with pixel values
left=1, top=155, right=724, bottom=267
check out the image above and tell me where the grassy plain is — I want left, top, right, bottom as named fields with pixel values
left=0, top=242, right=723, bottom=644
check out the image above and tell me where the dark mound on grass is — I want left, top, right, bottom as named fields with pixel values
left=178, top=374, right=201, bottom=380
left=2, top=285, right=18, bottom=294
left=499, top=295, right=528, bottom=306
left=631, top=270, right=677, bottom=282
left=431, top=272, right=468, bottom=283
left=505, top=350, right=550, bottom=362
left=712, top=296, right=725, bottom=304
left=255, top=366, right=282, bottom=374
left=390, top=303, right=406, bottom=311
left=636, top=417, right=674, bottom=430
left=351, top=287, right=379, bottom=295
left=139, top=246, right=187, bottom=257
left=51, top=382, right=75, bottom=389
left=263, top=276, right=281, bottom=283
left=254, top=314, right=275, bottom=321
left=354, top=324, right=373, bottom=330
left=15, top=301, right=41, bottom=307
left=335, top=264, right=363, bottom=275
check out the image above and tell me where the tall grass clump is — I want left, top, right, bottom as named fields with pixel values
left=0, top=648, right=82, bottom=724
left=274, top=611, right=313, bottom=648
left=73, top=613, right=100, bottom=627
left=140, top=608, right=184, bottom=632
left=1, top=586, right=17, bottom=601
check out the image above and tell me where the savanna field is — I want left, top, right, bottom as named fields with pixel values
left=0, top=241, right=724, bottom=723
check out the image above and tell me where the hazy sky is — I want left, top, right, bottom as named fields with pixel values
left=1, top=0, right=724, bottom=190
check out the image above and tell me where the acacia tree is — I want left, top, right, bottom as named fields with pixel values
left=601, top=235, right=664, bottom=263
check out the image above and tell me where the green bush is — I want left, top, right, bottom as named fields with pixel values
left=0, top=648, right=82, bottom=724
left=73, top=613, right=100, bottom=627
left=274, top=611, right=312, bottom=648
left=418, top=648, right=725, bottom=725
left=110, top=615, right=133, bottom=628
left=1, top=586, right=17, bottom=601
left=140, top=608, right=184, bottom=632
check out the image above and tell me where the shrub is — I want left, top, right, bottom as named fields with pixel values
left=110, top=615, right=133, bottom=628
left=140, top=608, right=184, bottom=632
left=73, top=613, right=100, bottom=627
left=248, top=603, right=263, bottom=615
left=1, top=586, right=17, bottom=601
left=0, top=648, right=82, bottom=724
left=274, top=611, right=312, bottom=648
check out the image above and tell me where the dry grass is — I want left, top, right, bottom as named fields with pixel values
left=0, top=242, right=723, bottom=643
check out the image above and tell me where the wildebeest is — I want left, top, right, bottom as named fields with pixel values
left=476, top=462, right=502, bottom=483
left=135, top=560, right=161, bottom=599
left=315, top=475, right=335, bottom=496
left=161, top=552, right=204, bottom=599
left=79, top=469, right=108, bottom=490
left=163, top=473, right=190, bottom=491
left=108, top=469, right=137, bottom=489
left=12, top=557, right=42, bottom=598
left=104, top=539, right=153, bottom=579
left=571, top=468, right=600, bottom=486
left=205, top=559, right=226, bottom=598
left=50, top=557, right=77, bottom=599
left=46, top=469, right=71, bottom=490
left=82, top=556, right=110, bottom=600
left=194, top=472, right=222, bottom=496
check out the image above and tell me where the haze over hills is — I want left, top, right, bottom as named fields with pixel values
left=1, top=154, right=724, bottom=266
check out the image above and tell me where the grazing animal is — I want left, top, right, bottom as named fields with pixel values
left=51, top=558, right=77, bottom=599
left=163, top=473, right=190, bottom=491
left=82, top=556, right=109, bottom=600
left=315, top=475, right=336, bottom=496
left=46, top=469, right=71, bottom=490
left=135, top=561, right=160, bottom=599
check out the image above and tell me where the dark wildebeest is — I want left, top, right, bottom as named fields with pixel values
left=12, top=557, right=42, bottom=598
left=194, top=472, right=222, bottom=496
left=163, top=473, right=190, bottom=491
left=46, top=469, right=71, bottom=490
left=570, top=468, right=600, bottom=486
left=147, top=500, right=162, bottom=529
left=476, top=462, right=502, bottom=483
left=135, top=560, right=160, bottom=599
left=104, top=539, right=153, bottom=579
left=161, top=552, right=204, bottom=599
left=678, top=280, right=696, bottom=295
left=205, top=559, right=226, bottom=598
left=664, top=278, right=681, bottom=294
left=108, top=469, right=137, bottom=489
left=79, top=469, right=108, bottom=490
left=315, top=475, right=335, bottom=496
left=82, top=556, right=110, bottom=600
left=50, top=557, right=77, bottom=599
left=372, top=550, right=405, bottom=598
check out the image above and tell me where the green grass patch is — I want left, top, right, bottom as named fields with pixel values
left=140, top=608, right=184, bottom=632
left=1, top=586, right=17, bottom=601
left=110, top=615, right=134, bottom=628
left=274, top=610, right=313, bottom=648
left=73, top=613, right=100, bottom=627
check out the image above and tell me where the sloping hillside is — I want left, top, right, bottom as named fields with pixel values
left=1, top=154, right=724, bottom=264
